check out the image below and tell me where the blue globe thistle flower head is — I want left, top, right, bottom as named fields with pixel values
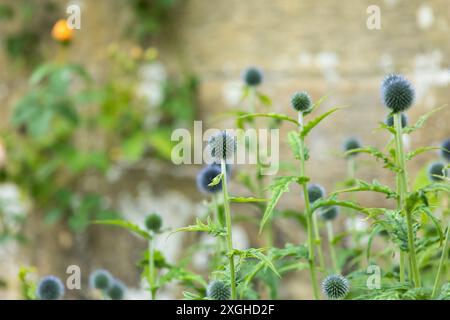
left=89, top=269, right=113, bottom=290
left=428, top=161, right=447, bottom=182
left=441, top=138, right=450, bottom=162
left=197, top=165, right=223, bottom=194
left=381, top=74, right=415, bottom=113
left=386, top=113, right=408, bottom=128
left=36, top=275, right=65, bottom=300
left=307, top=184, right=325, bottom=203
left=242, top=67, right=263, bottom=86
left=107, top=279, right=126, bottom=300
left=343, top=137, right=362, bottom=157
left=145, top=213, right=163, bottom=232
left=208, top=131, right=236, bottom=161
left=291, top=91, right=312, bottom=113
left=206, top=280, right=231, bottom=300
left=322, top=274, right=350, bottom=300
left=320, top=206, right=339, bottom=221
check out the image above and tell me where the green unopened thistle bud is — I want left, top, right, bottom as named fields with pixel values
left=107, top=279, right=126, bottom=300
left=145, top=213, right=163, bottom=232
left=89, top=269, right=113, bottom=290
left=343, top=137, right=362, bottom=157
left=206, top=280, right=231, bottom=300
left=242, top=67, right=263, bottom=86
left=322, top=274, right=350, bottom=300
left=291, top=91, right=312, bottom=113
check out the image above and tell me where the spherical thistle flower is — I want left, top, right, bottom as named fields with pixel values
left=242, top=67, right=263, bottom=86
left=428, top=161, right=448, bottom=182
left=208, top=131, right=236, bottom=161
left=322, top=274, right=350, bottom=300
left=36, top=275, right=65, bottom=300
left=145, top=213, right=163, bottom=232
left=441, top=138, right=450, bottom=162
left=291, top=91, right=312, bottom=113
left=107, top=279, right=126, bottom=300
left=89, top=269, right=113, bottom=290
left=381, top=74, right=415, bottom=113
left=307, top=184, right=325, bottom=203
left=206, top=280, right=231, bottom=300
left=320, top=206, right=339, bottom=221
left=343, top=137, right=362, bottom=157
left=197, top=165, right=223, bottom=194
left=386, top=113, right=408, bottom=128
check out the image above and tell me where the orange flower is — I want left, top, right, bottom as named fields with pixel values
left=51, top=19, right=73, bottom=42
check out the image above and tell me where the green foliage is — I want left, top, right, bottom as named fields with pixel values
left=300, top=107, right=343, bottom=138
left=287, top=131, right=304, bottom=160
left=334, top=179, right=398, bottom=199
left=128, top=0, right=177, bottom=42
left=232, top=248, right=280, bottom=277
left=402, top=105, right=447, bottom=134
left=228, top=197, right=269, bottom=203
left=237, top=112, right=299, bottom=126
left=260, top=176, right=309, bottom=231
left=18, top=266, right=37, bottom=300
left=0, top=1, right=57, bottom=67
left=93, top=219, right=153, bottom=240
left=12, top=63, right=90, bottom=137
left=171, top=217, right=226, bottom=237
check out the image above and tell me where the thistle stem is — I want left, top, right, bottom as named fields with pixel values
left=394, top=113, right=421, bottom=287
left=221, top=159, right=237, bottom=300
left=148, top=236, right=157, bottom=300
left=298, top=112, right=320, bottom=300
left=347, top=157, right=355, bottom=181
left=313, top=213, right=326, bottom=270
left=399, top=251, right=406, bottom=283
left=212, top=194, right=225, bottom=259
left=326, top=221, right=339, bottom=274
left=432, top=222, right=450, bottom=298
left=251, top=87, right=273, bottom=247
left=395, top=139, right=406, bottom=284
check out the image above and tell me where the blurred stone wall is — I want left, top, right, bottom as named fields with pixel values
left=0, top=0, right=449, bottom=299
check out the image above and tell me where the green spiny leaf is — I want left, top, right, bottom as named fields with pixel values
left=333, top=179, right=398, bottom=199
left=301, top=107, right=343, bottom=138
left=260, top=176, right=303, bottom=232
left=237, top=112, right=299, bottom=126
left=92, top=219, right=152, bottom=240
left=169, top=217, right=226, bottom=237
left=287, top=131, right=302, bottom=160
left=208, top=173, right=223, bottom=187
left=234, top=248, right=280, bottom=278
left=229, top=197, right=269, bottom=203
left=346, top=147, right=398, bottom=172
left=403, top=105, right=447, bottom=134
left=406, top=146, right=441, bottom=161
